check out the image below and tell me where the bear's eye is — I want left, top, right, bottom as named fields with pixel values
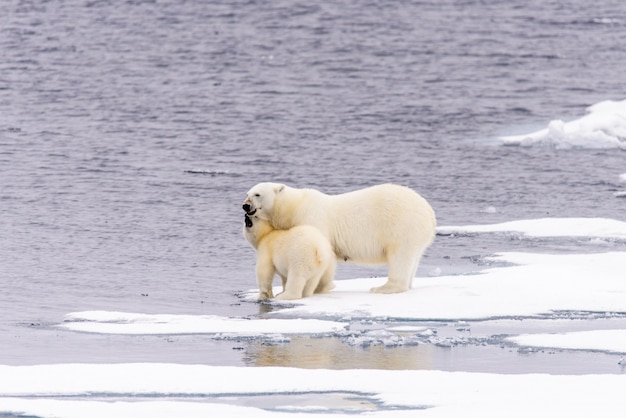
left=254, top=193, right=260, bottom=197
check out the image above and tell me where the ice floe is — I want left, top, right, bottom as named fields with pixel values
left=59, top=311, right=346, bottom=335
left=509, top=330, right=626, bottom=354
left=500, top=99, right=626, bottom=149
left=437, top=217, right=626, bottom=239
left=239, top=251, right=626, bottom=321
left=1, top=363, right=626, bottom=418
left=52, top=218, right=626, bottom=356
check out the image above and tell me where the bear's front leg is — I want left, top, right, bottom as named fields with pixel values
left=256, top=258, right=275, bottom=300
left=258, top=288, right=274, bottom=300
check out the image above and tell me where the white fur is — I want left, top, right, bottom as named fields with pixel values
left=243, top=214, right=336, bottom=300
left=243, top=183, right=436, bottom=293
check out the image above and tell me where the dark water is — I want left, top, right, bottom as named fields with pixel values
left=1, top=0, right=625, bottom=367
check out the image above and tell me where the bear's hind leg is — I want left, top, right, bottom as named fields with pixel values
left=302, top=274, right=321, bottom=298
left=371, top=248, right=423, bottom=294
left=275, top=273, right=307, bottom=300
left=314, top=262, right=336, bottom=294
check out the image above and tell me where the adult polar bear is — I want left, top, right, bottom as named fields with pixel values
left=242, top=183, right=436, bottom=294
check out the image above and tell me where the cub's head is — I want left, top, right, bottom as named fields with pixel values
left=242, top=182, right=285, bottom=220
left=242, top=213, right=274, bottom=249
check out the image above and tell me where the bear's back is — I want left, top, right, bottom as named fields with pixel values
left=261, top=225, right=332, bottom=274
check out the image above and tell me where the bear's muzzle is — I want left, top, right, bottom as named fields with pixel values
left=242, top=202, right=256, bottom=215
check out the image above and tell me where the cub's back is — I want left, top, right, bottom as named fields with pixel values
left=269, top=225, right=330, bottom=253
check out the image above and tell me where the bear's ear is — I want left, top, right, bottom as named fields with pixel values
left=275, top=184, right=285, bottom=193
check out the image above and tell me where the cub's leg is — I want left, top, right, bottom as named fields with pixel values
left=275, top=271, right=307, bottom=300
left=314, top=261, right=336, bottom=294
left=273, top=273, right=288, bottom=298
left=302, top=273, right=322, bottom=298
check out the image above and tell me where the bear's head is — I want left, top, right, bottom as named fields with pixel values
left=242, top=213, right=274, bottom=249
left=242, top=182, right=285, bottom=220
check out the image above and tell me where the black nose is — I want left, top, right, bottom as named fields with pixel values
left=243, top=203, right=251, bottom=212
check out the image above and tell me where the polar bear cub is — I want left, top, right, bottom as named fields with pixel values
left=243, top=183, right=436, bottom=294
left=243, top=214, right=336, bottom=300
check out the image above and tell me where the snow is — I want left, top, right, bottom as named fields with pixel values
left=437, top=217, right=626, bottom=239
left=59, top=311, right=346, bottom=335
left=3, top=217, right=626, bottom=418
left=500, top=99, right=626, bottom=149
left=1, top=364, right=625, bottom=418
left=239, top=251, right=626, bottom=321
left=509, top=330, right=626, bottom=354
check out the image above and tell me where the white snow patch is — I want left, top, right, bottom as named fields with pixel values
left=59, top=311, right=346, bottom=335
left=510, top=330, right=626, bottom=354
left=55, top=218, right=626, bottom=355
left=0, top=399, right=270, bottom=418
left=241, top=251, right=626, bottom=321
left=500, top=99, right=626, bottom=149
left=0, top=364, right=625, bottom=418
left=437, top=217, right=626, bottom=239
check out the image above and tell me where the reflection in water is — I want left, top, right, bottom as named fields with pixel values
left=244, top=336, right=435, bottom=370
left=257, top=301, right=283, bottom=315
left=242, top=334, right=626, bottom=375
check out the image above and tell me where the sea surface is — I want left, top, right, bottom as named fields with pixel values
left=1, top=0, right=625, bottom=369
